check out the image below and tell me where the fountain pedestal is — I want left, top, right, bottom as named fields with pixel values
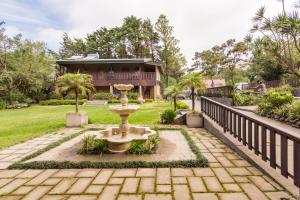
left=95, top=84, right=156, bottom=153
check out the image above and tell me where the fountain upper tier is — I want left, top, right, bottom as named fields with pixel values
left=109, top=105, right=139, bottom=115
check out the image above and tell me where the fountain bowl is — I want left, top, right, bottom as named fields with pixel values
left=93, top=126, right=156, bottom=153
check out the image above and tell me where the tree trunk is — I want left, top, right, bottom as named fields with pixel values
left=75, top=92, right=79, bottom=113
left=191, top=87, right=195, bottom=112
left=174, top=95, right=177, bottom=111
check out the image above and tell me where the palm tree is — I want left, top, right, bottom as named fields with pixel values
left=164, top=83, right=183, bottom=111
left=56, top=73, right=95, bottom=112
left=180, top=73, right=206, bottom=112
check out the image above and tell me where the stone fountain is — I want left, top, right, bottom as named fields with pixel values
left=94, top=84, right=156, bottom=153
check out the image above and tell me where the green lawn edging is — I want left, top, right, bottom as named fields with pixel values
left=8, top=128, right=208, bottom=169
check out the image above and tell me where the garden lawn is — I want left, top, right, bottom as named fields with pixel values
left=0, top=102, right=171, bottom=149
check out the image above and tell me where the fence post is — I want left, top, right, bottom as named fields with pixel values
left=294, top=141, right=300, bottom=188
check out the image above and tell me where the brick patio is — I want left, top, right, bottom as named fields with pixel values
left=0, top=128, right=295, bottom=199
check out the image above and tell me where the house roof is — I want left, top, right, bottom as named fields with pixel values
left=56, top=58, right=162, bottom=73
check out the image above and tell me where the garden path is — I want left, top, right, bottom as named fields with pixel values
left=0, top=127, right=295, bottom=199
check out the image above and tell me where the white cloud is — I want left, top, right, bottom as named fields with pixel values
left=3, top=0, right=298, bottom=65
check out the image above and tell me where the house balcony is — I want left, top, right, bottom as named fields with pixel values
left=92, top=71, right=157, bottom=86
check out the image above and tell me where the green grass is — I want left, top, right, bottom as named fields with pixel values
left=0, top=102, right=171, bottom=149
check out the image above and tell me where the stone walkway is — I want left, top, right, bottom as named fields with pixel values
left=0, top=128, right=79, bottom=169
left=0, top=128, right=294, bottom=200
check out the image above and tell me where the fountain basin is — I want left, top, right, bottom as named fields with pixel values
left=109, top=105, right=140, bottom=115
left=93, top=126, right=156, bottom=153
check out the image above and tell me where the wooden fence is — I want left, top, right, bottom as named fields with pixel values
left=201, top=96, right=300, bottom=189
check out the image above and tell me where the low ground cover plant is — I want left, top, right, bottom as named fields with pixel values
left=127, top=135, right=160, bottom=155
left=232, top=91, right=262, bottom=106
left=78, top=135, right=109, bottom=154
left=176, top=100, right=189, bottom=109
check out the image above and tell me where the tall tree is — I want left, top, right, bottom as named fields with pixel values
left=155, top=14, right=186, bottom=87
left=251, top=7, right=300, bottom=78
left=192, top=45, right=224, bottom=87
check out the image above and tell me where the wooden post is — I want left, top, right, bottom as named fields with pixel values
left=139, top=85, right=143, bottom=98
left=110, top=85, right=113, bottom=94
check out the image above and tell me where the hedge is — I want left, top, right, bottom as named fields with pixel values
left=40, top=99, right=87, bottom=105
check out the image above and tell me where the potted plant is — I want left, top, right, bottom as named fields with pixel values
left=180, top=73, right=206, bottom=128
left=56, top=73, right=95, bottom=127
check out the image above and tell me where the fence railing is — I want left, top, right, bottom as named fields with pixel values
left=201, top=86, right=233, bottom=97
left=201, top=96, right=300, bottom=189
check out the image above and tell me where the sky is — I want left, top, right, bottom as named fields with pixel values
left=0, top=0, right=297, bottom=66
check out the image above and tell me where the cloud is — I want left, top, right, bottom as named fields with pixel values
left=2, top=0, right=297, bottom=65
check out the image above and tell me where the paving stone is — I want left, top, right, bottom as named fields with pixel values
left=265, top=191, right=293, bottom=200
left=42, top=178, right=62, bottom=185
left=227, top=167, right=251, bottom=176
left=52, top=169, right=79, bottom=178
left=216, top=157, right=234, bottom=167
left=76, top=169, right=100, bottom=177
left=219, top=193, right=249, bottom=200
left=113, top=169, right=136, bottom=177
left=139, top=178, right=155, bottom=193
left=223, top=183, right=241, bottom=191
left=108, top=178, right=124, bottom=185
left=68, top=195, right=97, bottom=200
left=85, top=185, right=103, bottom=194
left=172, top=177, right=187, bottom=184
left=16, top=170, right=43, bottom=178
left=12, top=186, right=34, bottom=195
left=67, top=178, right=93, bottom=194
left=192, top=168, right=214, bottom=176
left=192, top=193, right=218, bottom=200
left=136, top=168, right=156, bottom=177
left=93, top=169, right=113, bottom=184
left=40, top=195, right=69, bottom=200
left=0, top=170, right=23, bottom=178
left=262, top=176, right=283, bottom=190
left=49, top=178, right=77, bottom=194
left=156, top=184, right=172, bottom=193
left=224, top=152, right=240, bottom=160
left=173, top=185, right=191, bottom=200
left=209, top=163, right=222, bottom=167
left=212, top=168, right=234, bottom=183
left=121, top=178, right=139, bottom=193
left=201, top=153, right=218, bottom=162
left=0, top=178, right=13, bottom=188
left=248, top=176, right=275, bottom=191
left=117, top=194, right=142, bottom=200
left=26, top=170, right=58, bottom=185
left=233, top=176, right=249, bottom=183
left=203, top=177, right=223, bottom=192
left=246, top=167, right=263, bottom=175
left=0, top=178, right=28, bottom=194
left=240, top=183, right=268, bottom=200
left=22, top=186, right=51, bottom=200
left=157, top=168, right=170, bottom=184
left=171, top=168, right=193, bottom=176
left=187, top=177, right=206, bottom=192
left=0, top=195, right=22, bottom=200
left=144, top=194, right=172, bottom=200
left=98, top=185, right=120, bottom=200
left=232, top=160, right=251, bottom=167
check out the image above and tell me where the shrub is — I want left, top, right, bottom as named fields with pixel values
left=232, top=92, right=261, bottom=106
left=274, top=104, right=291, bottom=119
left=0, top=101, right=6, bottom=110
left=145, top=99, right=153, bottom=103
left=79, top=135, right=109, bottom=154
left=94, top=92, right=113, bottom=100
left=161, top=109, right=176, bottom=124
left=127, top=92, right=139, bottom=100
left=257, top=88, right=294, bottom=116
left=289, top=101, right=300, bottom=121
left=127, top=135, right=160, bottom=155
left=65, top=94, right=88, bottom=100
left=40, top=99, right=87, bottom=105
left=107, top=99, right=137, bottom=104
left=176, top=100, right=189, bottom=109
left=6, top=103, right=29, bottom=109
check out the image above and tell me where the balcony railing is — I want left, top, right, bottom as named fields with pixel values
left=201, top=96, right=300, bottom=189
left=91, top=71, right=156, bottom=86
